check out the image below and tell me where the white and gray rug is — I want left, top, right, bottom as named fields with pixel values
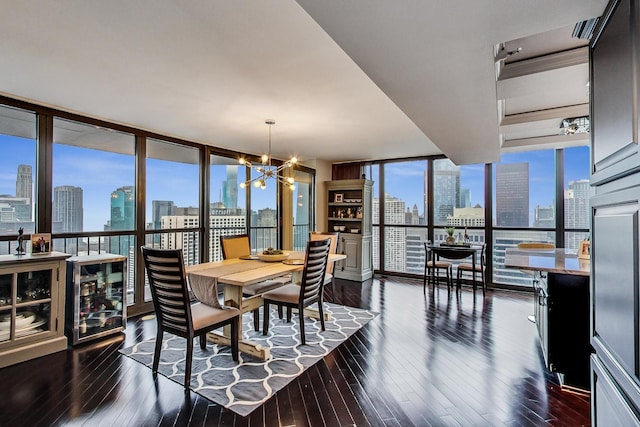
left=120, top=303, right=376, bottom=417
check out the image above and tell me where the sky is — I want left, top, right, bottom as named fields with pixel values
left=1, top=133, right=590, bottom=231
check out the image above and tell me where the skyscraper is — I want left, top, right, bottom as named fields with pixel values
left=222, top=165, right=238, bottom=209
left=433, top=160, right=460, bottom=224
left=152, top=200, right=175, bottom=230
left=16, top=164, right=32, bottom=201
left=495, top=163, right=529, bottom=227
left=108, top=186, right=135, bottom=231
left=107, top=186, right=135, bottom=257
left=53, top=185, right=83, bottom=232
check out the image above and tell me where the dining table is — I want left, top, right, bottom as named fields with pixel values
left=429, top=243, right=482, bottom=288
left=185, top=251, right=346, bottom=360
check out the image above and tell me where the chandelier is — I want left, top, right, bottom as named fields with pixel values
left=239, top=120, right=297, bottom=191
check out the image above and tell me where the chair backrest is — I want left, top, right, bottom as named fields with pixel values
left=220, top=234, right=251, bottom=259
left=140, top=246, right=193, bottom=335
left=310, top=231, right=339, bottom=274
left=299, top=238, right=331, bottom=305
left=479, top=243, right=487, bottom=267
left=517, top=242, right=555, bottom=249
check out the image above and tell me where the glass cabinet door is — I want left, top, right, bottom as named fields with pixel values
left=0, top=273, right=12, bottom=343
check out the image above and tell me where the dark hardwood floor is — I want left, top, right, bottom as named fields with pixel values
left=0, top=277, right=591, bottom=426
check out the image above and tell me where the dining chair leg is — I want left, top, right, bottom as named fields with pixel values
left=278, top=305, right=283, bottom=319
left=318, top=301, right=326, bottom=332
left=199, top=333, right=207, bottom=350
left=153, top=330, right=163, bottom=373
left=252, top=309, right=260, bottom=332
left=230, top=319, right=239, bottom=361
left=262, top=301, right=270, bottom=336
left=185, top=337, right=193, bottom=390
left=286, top=307, right=292, bottom=322
left=298, top=305, right=306, bottom=345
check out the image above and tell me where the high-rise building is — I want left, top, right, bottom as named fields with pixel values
left=106, top=186, right=135, bottom=257
left=161, top=215, right=200, bottom=265
left=534, top=205, right=555, bottom=228
left=460, top=188, right=471, bottom=208
left=209, top=207, right=247, bottom=261
left=152, top=200, right=175, bottom=230
left=222, top=165, right=239, bottom=209
left=433, top=160, right=460, bottom=224
left=565, top=179, right=594, bottom=249
left=495, top=163, right=529, bottom=227
left=16, top=164, right=32, bottom=202
left=53, top=185, right=83, bottom=232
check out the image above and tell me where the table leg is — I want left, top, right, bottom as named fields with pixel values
left=216, top=284, right=271, bottom=360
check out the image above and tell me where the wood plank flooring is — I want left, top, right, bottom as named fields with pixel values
left=0, top=277, right=591, bottom=426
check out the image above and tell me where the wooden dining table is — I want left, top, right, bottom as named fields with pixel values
left=185, top=252, right=346, bottom=360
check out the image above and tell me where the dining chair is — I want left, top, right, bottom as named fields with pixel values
left=456, top=243, right=487, bottom=295
left=140, top=246, right=240, bottom=390
left=220, top=234, right=288, bottom=331
left=309, top=231, right=339, bottom=302
left=423, top=241, right=453, bottom=292
left=261, top=238, right=331, bottom=345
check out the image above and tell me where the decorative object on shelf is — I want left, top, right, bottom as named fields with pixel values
left=577, top=239, right=590, bottom=260
left=334, top=193, right=343, bottom=203
left=15, top=227, right=25, bottom=255
left=445, top=227, right=456, bottom=245
left=30, top=233, right=51, bottom=255
left=238, top=120, right=297, bottom=191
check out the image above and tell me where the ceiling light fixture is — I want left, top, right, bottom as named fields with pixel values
left=239, top=120, right=297, bottom=191
left=560, top=116, right=590, bottom=135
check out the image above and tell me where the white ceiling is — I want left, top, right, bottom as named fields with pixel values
left=0, top=1, right=607, bottom=166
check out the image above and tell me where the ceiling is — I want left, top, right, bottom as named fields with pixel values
left=0, top=1, right=607, bottom=166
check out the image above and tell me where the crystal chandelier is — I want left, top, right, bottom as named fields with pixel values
left=239, top=120, right=297, bottom=191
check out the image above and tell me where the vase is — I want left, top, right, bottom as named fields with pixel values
left=446, top=236, right=455, bottom=245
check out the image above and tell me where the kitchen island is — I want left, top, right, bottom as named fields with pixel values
left=505, top=248, right=591, bottom=391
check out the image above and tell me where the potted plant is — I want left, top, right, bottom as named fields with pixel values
left=445, top=227, right=456, bottom=244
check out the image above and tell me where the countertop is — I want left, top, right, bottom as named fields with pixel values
left=504, top=248, right=590, bottom=276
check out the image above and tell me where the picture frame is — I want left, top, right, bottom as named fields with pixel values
left=31, top=233, right=51, bottom=255
left=577, top=240, right=590, bottom=260
left=334, top=193, right=344, bottom=203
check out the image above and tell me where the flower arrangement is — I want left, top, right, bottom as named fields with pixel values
left=445, top=227, right=455, bottom=237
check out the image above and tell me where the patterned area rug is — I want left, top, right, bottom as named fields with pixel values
left=120, top=303, right=377, bottom=417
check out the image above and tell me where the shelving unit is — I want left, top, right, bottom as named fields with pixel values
left=66, top=253, right=127, bottom=345
left=326, top=179, right=373, bottom=282
left=0, top=251, right=71, bottom=368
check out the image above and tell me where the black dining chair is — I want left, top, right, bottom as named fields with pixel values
left=309, top=231, right=340, bottom=302
left=141, top=246, right=240, bottom=390
left=423, top=241, right=453, bottom=292
left=261, top=238, right=331, bottom=345
left=456, top=243, right=487, bottom=295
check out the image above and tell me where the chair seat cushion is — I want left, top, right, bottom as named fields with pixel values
left=458, top=263, right=482, bottom=272
left=242, top=279, right=286, bottom=296
left=190, top=302, right=239, bottom=331
left=262, top=284, right=300, bottom=305
left=427, top=261, right=452, bottom=268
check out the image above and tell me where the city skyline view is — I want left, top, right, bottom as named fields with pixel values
left=1, top=133, right=590, bottom=232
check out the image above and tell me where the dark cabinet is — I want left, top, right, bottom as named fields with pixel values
left=66, top=253, right=127, bottom=345
left=590, top=0, right=640, bottom=423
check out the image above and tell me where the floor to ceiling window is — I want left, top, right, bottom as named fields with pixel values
left=144, top=138, right=200, bottom=301
left=209, top=155, right=247, bottom=261
left=292, top=169, right=313, bottom=251
left=492, top=150, right=556, bottom=286
left=249, top=165, right=278, bottom=252
left=0, top=106, right=36, bottom=253
left=564, top=146, right=592, bottom=250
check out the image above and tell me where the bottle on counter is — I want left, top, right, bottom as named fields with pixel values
left=79, top=314, right=87, bottom=334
